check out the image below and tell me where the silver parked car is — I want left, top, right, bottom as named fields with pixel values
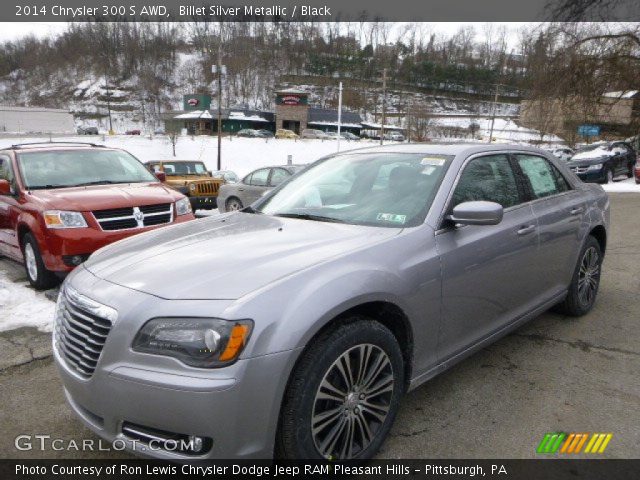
left=54, top=144, right=608, bottom=460
left=217, top=165, right=303, bottom=212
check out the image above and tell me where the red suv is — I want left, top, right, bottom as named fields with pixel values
left=0, top=142, right=195, bottom=289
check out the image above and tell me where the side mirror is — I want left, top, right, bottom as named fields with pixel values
left=448, top=201, right=503, bottom=226
left=155, top=171, right=166, bottom=182
left=207, top=170, right=213, bottom=176
left=0, top=179, right=11, bottom=195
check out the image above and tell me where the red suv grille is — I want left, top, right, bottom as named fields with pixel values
left=92, top=204, right=173, bottom=231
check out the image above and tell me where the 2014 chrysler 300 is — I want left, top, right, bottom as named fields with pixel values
left=54, top=144, right=609, bottom=460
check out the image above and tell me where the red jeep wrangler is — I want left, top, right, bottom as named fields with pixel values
left=0, top=142, right=195, bottom=289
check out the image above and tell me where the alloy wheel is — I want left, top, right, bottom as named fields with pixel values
left=24, top=243, right=38, bottom=281
left=311, top=344, right=394, bottom=459
left=226, top=199, right=242, bottom=211
left=577, top=246, right=600, bottom=307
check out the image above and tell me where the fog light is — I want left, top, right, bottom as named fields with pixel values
left=70, top=255, right=83, bottom=266
left=188, top=435, right=204, bottom=453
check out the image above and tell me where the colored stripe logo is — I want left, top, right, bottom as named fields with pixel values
left=537, top=433, right=612, bottom=454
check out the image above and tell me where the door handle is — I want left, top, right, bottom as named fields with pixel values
left=517, top=225, right=536, bottom=236
left=569, top=207, right=584, bottom=215
left=238, top=188, right=244, bottom=192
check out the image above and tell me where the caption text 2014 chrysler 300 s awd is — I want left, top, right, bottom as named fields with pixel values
left=53, top=144, right=609, bottom=460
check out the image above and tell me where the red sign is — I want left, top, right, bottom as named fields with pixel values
left=187, top=98, right=199, bottom=106
left=281, top=95, right=301, bottom=105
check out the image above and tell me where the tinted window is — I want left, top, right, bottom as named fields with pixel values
left=516, top=154, right=569, bottom=198
left=270, top=168, right=290, bottom=186
left=451, top=154, right=520, bottom=209
left=250, top=168, right=270, bottom=187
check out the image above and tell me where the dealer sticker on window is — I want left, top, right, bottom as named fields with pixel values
left=377, top=213, right=407, bottom=224
left=421, top=157, right=446, bottom=167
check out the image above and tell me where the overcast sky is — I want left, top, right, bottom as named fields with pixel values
left=0, top=21, right=533, bottom=45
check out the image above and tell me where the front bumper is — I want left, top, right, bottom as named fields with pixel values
left=55, top=347, right=296, bottom=459
left=188, top=196, right=218, bottom=210
left=573, top=169, right=606, bottom=183
left=53, top=275, right=299, bottom=459
left=41, top=214, right=195, bottom=272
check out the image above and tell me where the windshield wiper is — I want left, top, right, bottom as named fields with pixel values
left=71, top=180, right=122, bottom=187
left=28, top=184, right=71, bottom=190
left=273, top=212, right=346, bottom=223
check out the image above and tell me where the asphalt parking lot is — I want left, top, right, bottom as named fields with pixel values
left=0, top=193, right=638, bottom=459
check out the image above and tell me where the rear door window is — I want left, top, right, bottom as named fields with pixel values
left=515, top=154, right=570, bottom=199
left=269, top=168, right=290, bottom=186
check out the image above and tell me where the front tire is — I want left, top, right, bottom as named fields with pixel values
left=276, top=318, right=404, bottom=460
left=555, top=235, right=602, bottom=317
left=22, top=233, right=59, bottom=290
left=605, top=168, right=614, bottom=184
left=225, top=197, right=243, bottom=211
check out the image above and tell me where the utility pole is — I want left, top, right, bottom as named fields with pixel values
left=104, top=65, right=113, bottom=135
left=337, top=81, right=343, bottom=152
left=488, top=54, right=508, bottom=143
left=216, top=44, right=223, bottom=171
left=488, top=83, right=499, bottom=144
left=380, top=68, right=387, bottom=145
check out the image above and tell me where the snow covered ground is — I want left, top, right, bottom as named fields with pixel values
left=0, top=266, right=55, bottom=333
left=601, top=177, right=640, bottom=193
left=0, top=135, right=379, bottom=178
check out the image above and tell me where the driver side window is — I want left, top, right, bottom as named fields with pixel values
left=249, top=168, right=270, bottom=187
left=0, top=155, right=15, bottom=191
left=451, top=154, right=520, bottom=209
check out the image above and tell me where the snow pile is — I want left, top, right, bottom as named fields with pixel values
left=601, top=177, right=640, bottom=193
left=0, top=268, right=55, bottom=333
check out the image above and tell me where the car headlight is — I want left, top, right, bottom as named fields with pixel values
left=587, top=163, right=603, bottom=171
left=189, top=183, right=197, bottom=192
left=175, top=197, right=192, bottom=216
left=132, top=318, right=253, bottom=368
left=43, top=211, right=88, bottom=229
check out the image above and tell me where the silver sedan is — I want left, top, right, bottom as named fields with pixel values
left=217, top=165, right=303, bottom=212
left=54, top=143, right=608, bottom=460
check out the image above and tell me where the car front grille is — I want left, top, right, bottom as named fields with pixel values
left=92, top=203, right=173, bottom=231
left=195, top=181, right=219, bottom=196
left=571, top=166, right=589, bottom=174
left=53, top=287, right=116, bottom=378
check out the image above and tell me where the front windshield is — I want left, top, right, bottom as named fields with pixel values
left=18, top=149, right=157, bottom=189
left=152, top=161, right=207, bottom=175
left=257, top=152, right=452, bottom=228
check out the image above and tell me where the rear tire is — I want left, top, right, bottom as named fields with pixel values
left=276, top=318, right=404, bottom=460
left=225, top=197, right=243, bottom=211
left=554, top=235, right=602, bottom=317
left=22, top=233, right=59, bottom=290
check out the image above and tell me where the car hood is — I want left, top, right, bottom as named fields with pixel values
left=83, top=213, right=399, bottom=300
left=28, top=183, right=180, bottom=211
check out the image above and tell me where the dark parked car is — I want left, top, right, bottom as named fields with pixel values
left=566, top=141, right=635, bottom=183
left=236, top=129, right=261, bottom=138
left=256, top=129, right=275, bottom=138
left=125, top=129, right=141, bottom=136
left=77, top=126, right=99, bottom=135
left=635, top=158, right=640, bottom=184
